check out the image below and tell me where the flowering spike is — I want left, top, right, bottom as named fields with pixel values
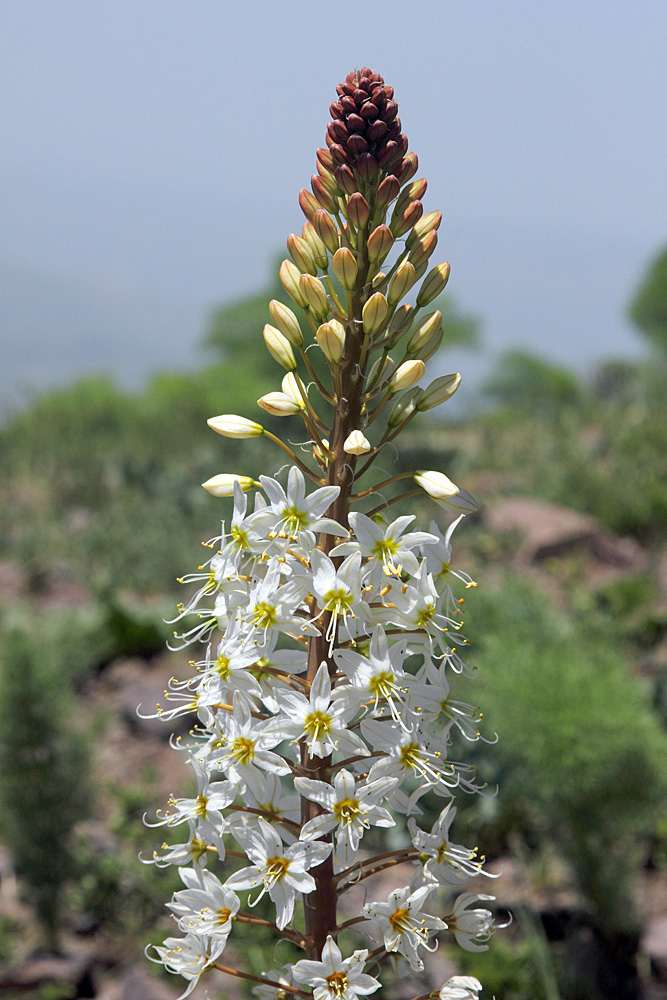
left=148, top=68, right=497, bottom=1000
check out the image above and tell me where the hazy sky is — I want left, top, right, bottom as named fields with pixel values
left=1, top=1, right=666, bottom=402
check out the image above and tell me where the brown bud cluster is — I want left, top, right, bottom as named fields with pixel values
left=324, top=67, right=409, bottom=177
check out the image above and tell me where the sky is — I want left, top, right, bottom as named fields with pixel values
left=1, top=1, right=666, bottom=409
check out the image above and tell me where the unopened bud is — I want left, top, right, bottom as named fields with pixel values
left=356, top=152, right=379, bottom=182
left=406, top=210, right=442, bottom=249
left=367, top=354, right=394, bottom=387
left=372, top=271, right=386, bottom=288
left=414, top=470, right=459, bottom=499
left=335, top=164, right=357, bottom=195
left=316, top=319, right=346, bottom=364
left=376, top=175, right=400, bottom=211
left=408, top=311, right=442, bottom=355
left=391, top=200, right=423, bottom=238
left=417, top=373, right=461, bottom=410
left=279, top=259, right=308, bottom=308
left=257, top=392, right=302, bottom=417
left=299, top=188, right=320, bottom=222
left=299, top=274, right=329, bottom=319
left=287, top=233, right=317, bottom=276
left=207, top=414, right=264, bottom=439
left=388, top=359, right=425, bottom=394
left=416, top=262, right=451, bottom=308
left=394, top=152, right=418, bottom=186
left=314, top=210, right=340, bottom=254
left=408, top=230, right=438, bottom=271
left=343, top=430, right=371, bottom=455
left=202, top=474, right=255, bottom=497
left=388, top=260, right=417, bottom=305
left=316, top=147, right=335, bottom=171
left=386, top=304, right=414, bottom=346
left=332, top=247, right=358, bottom=290
left=269, top=299, right=303, bottom=346
left=367, top=224, right=394, bottom=264
left=302, top=222, right=328, bottom=269
left=412, top=327, right=442, bottom=362
left=387, top=386, right=423, bottom=427
left=347, top=193, right=370, bottom=229
left=316, top=163, right=340, bottom=195
left=362, top=292, right=389, bottom=337
left=311, top=174, right=338, bottom=213
left=282, top=372, right=307, bottom=406
left=394, top=178, right=428, bottom=217
left=263, top=324, right=297, bottom=370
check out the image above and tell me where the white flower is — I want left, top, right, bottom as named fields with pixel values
left=265, top=662, right=369, bottom=760
left=168, top=867, right=240, bottom=939
left=334, top=626, right=408, bottom=723
left=296, top=769, right=397, bottom=866
left=210, top=691, right=290, bottom=794
left=409, top=802, right=486, bottom=888
left=311, top=550, right=367, bottom=652
left=292, top=935, right=381, bottom=1000
left=439, top=976, right=483, bottom=1000
left=343, top=430, right=372, bottom=455
left=224, top=817, right=331, bottom=929
left=260, top=467, right=347, bottom=539
left=445, top=893, right=496, bottom=952
left=334, top=512, right=437, bottom=583
left=149, top=931, right=224, bottom=998
left=361, top=883, right=446, bottom=971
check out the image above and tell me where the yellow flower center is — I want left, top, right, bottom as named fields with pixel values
left=216, top=653, right=231, bottom=680
left=389, top=906, right=412, bottom=933
left=194, top=793, right=209, bottom=818
left=216, top=907, right=232, bottom=926
left=369, top=670, right=396, bottom=698
left=231, top=524, right=249, bottom=550
left=264, top=856, right=291, bottom=884
left=416, top=606, right=435, bottom=627
left=283, top=505, right=309, bottom=532
left=327, top=972, right=349, bottom=997
left=229, top=736, right=255, bottom=765
left=252, top=602, right=278, bottom=629
left=333, top=797, right=361, bottom=825
left=324, top=588, right=354, bottom=615
left=399, top=742, right=426, bottom=771
left=304, top=710, right=333, bottom=742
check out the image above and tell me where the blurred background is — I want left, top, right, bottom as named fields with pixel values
left=1, top=2, right=666, bottom=998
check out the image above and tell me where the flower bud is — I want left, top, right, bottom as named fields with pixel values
left=411, top=326, right=443, bottom=362
left=387, top=385, right=423, bottom=427
left=367, top=224, right=394, bottom=264
left=406, top=209, right=442, bottom=249
left=407, top=311, right=442, bottom=355
left=257, top=392, right=302, bottom=417
left=316, top=320, right=346, bottom=364
left=207, top=414, right=264, bottom=439
left=314, top=210, right=340, bottom=254
left=316, top=147, right=334, bottom=171
left=388, top=303, right=414, bottom=340
left=372, top=271, right=386, bottom=288
left=362, top=292, right=389, bottom=336
left=263, top=324, right=297, bottom=370
left=269, top=299, right=303, bottom=346
left=343, top=430, right=371, bottom=455
left=311, top=174, right=338, bottom=213
left=376, top=175, right=400, bottom=211
left=332, top=247, right=358, bottom=290
left=302, top=222, right=328, bottom=269
left=408, top=230, right=438, bottom=271
left=367, top=354, right=394, bottom=387
left=356, top=152, right=379, bottom=183
left=391, top=199, right=423, bottom=238
left=347, top=193, right=370, bottom=229
left=287, top=233, right=318, bottom=276
left=388, top=359, right=425, bottom=394
left=279, top=259, right=308, bottom=308
left=414, top=470, right=459, bottom=499
left=282, top=371, right=307, bottom=406
left=417, top=373, right=461, bottom=410
left=202, top=474, right=255, bottom=497
left=299, top=188, right=320, bottom=222
left=394, top=151, right=418, bottom=186
left=416, top=262, right=451, bottom=308
left=388, top=260, right=417, bottom=305
left=335, top=164, right=357, bottom=195
left=394, top=177, right=427, bottom=217
left=299, top=274, right=329, bottom=319
left=316, top=163, right=340, bottom=195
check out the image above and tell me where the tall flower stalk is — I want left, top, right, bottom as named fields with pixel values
left=146, top=67, right=497, bottom=1000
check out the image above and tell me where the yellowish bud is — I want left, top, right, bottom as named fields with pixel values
left=316, top=320, right=346, bottom=364
left=394, top=178, right=428, bottom=217
left=263, top=324, right=297, bottom=370
left=287, top=233, right=318, bottom=276
left=279, top=259, right=308, bottom=308
left=313, top=209, right=340, bottom=254
left=302, top=222, right=328, bottom=269
left=388, top=260, right=417, bottom=305
left=417, top=373, right=461, bottom=410
left=202, top=474, right=255, bottom=497
left=411, top=327, right=442, bottom=362
left=407, top=311, right=443, bottom=354
left=414, top=470, right=459, bottom=499
left=372, top=271, right=387, bottom=288
left=367, top=354, right=394, bottom=388
left=388, top=359, right=425, bottom=394
left=408, top=230, right=438, bottom=271
left=367, top=224, right=394, bottom=264
left=406, top=210, right=442, bottom=249
left=257, top=392, right=302, bottom=417
left=299, top=273, right=329, bottom=319
left=269, top=299, right=303, bottom=346
left=362, top=292, right=389, bottom=337
left=281, top=372, right=307, bottom=406
left=332, top=247, right=358, bottom=290
left=207, top=414, right=264, bottom=439
left=343, top=430, right=371, bottom=455
left=416, top=262, right=451, bottom=308
left=387, top=386, right=423, bottom=427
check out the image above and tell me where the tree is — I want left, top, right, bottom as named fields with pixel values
left=629, top=245, right=667, bottom=353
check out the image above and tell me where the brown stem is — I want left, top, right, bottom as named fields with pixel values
left=212, top=963, right=310, bottom=996
left=226, top=803, right=301, bottom=832
left=236, top=912, right=310, bottom=948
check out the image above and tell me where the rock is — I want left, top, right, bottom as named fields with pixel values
left=0, top=559, right=26, bottom=603
left=0, top=948, right=96, bottom=992
left=119, top=964, right=176, bottom=1000
left=642, top=913, right=667, bottom=981
left=100, top=656, right=192, bottom=740
left=485, top=498, right=646, bottom=576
